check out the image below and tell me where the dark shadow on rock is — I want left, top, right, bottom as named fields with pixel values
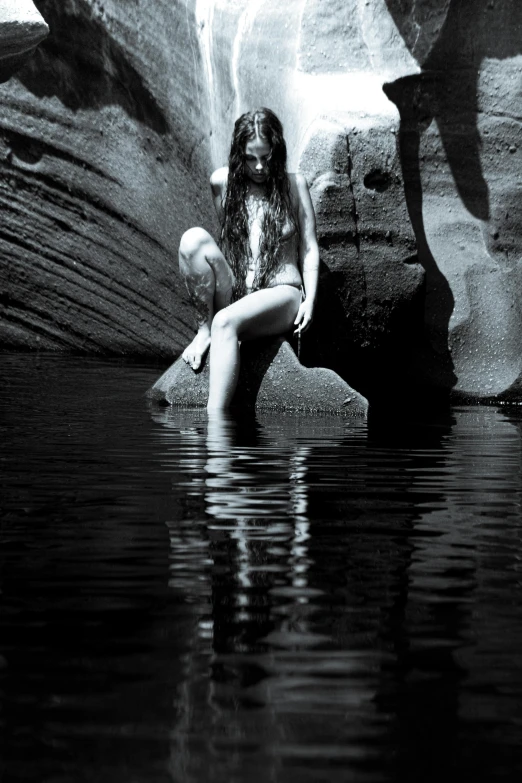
left=297, top=259, right=433, bottom=405
left=292, top=260, right=356, bottom=384
left=1, top=127, right=118, bottom=179
left=384, top=0, right=522, bottom=221
left=17, top=0, right=168, bottom=134
left=383, top=76, right=457, bottom=391
left=382, top=0, right=522, bottom=392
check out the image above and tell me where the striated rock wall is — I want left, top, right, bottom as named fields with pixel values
left=0, top=0, right=215, bottom=354
left=0, top=0, right=521, bottom=400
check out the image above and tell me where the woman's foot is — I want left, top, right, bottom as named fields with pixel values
left=182, top=326, right=211, bottom=371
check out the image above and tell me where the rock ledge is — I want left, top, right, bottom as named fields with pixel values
left=147, top=338, right=368, bottom=417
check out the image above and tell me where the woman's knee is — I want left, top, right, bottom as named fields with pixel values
left=179, top=227, right=212, bottom=262
left=211, top=308, right=237, bottom=338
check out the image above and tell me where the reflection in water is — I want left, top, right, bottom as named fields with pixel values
left=1, top=356, right=522, bottom=782
left=151, top=407, right=378, bottom=781
left=151, top=403, right=522, bottom=783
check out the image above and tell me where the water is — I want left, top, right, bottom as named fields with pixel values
left=1, top=352, right=522, bottom=783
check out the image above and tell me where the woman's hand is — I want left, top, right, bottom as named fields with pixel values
left=294, top=174, right=319, bottom=336
left=293, top=297, right=314, bottom=335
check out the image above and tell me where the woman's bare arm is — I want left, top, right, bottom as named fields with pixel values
left=210, top=167, right=228, bottom=225
left=294, top=173, right=320, bottom=334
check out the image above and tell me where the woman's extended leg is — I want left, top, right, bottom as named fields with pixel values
left=178, top=227, right=235, bottom=370
left=207, top=284, right=301, bottom=410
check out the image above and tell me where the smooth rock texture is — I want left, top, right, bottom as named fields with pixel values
left=147, top=337, right=369, bottom=417
left=383, top=0, right=522, bottom=397
left=0, top=0, right=48, bottom=83
left=0, top=0, right=521, bottom=401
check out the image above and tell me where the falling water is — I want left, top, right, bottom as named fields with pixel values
left=231, top=0, right=265, bottom=120
left=194, top=0, right=220, bottom=166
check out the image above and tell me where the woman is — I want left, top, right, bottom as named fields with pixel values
left=179, top=108, right=319, bottom=411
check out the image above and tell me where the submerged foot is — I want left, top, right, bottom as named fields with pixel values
left=182, top=329, right=211, bottom=371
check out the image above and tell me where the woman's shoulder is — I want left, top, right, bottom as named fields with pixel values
left=210, top=166, right=229, bottom=195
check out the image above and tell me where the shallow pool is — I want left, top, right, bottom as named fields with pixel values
left=1, top=353, right=521, bottom=782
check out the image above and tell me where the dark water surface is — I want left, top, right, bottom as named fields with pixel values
left=1, top=353, right=522, bottom=783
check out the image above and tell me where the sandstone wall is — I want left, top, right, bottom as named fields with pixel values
left=0, top=0, right=215, bottom=354
left=384, top=0, right=522, bottom=399
left=0, top=0, right=521, bottom=400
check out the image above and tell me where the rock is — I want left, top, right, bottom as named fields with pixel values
left=384, top=0, right=522, bottom=397
left=147, top=337, right=369, bottom=418
left=0, top=0, right=48, bottom=83
left=383, top=0, right=453, bottom=67
left=0, top=0, right=215, bottom=355
left=298, top=116, right=425, bottom=392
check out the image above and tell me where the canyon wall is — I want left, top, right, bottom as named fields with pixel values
left=384, top=0, right=522, bottom=399
left=0, top=0, right=213, bottom=355
left=0, top=0, right=521, bottom=399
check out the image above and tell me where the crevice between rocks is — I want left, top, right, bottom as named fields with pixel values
left=344, top=132, right=369, bottom=344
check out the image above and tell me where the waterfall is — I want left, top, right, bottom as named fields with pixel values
left=194, top=0, right=219, bottom=166
left=231, top=0, right=265, bottom=120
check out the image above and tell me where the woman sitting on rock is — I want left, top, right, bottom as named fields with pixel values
left=179, top=107, right=319, bottom=411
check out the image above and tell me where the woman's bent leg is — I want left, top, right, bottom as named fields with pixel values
left=178, top=227, right=234, bottom=370
left=207, top=285, right=301, bottom=410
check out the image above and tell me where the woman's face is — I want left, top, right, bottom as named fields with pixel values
left=244, top=136, right=271, bottom=184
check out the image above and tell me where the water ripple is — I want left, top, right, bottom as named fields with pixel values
left=1, top=355, right=522, bottom=781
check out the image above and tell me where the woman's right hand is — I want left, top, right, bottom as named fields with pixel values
left=293, top=297, right=314, bottom=334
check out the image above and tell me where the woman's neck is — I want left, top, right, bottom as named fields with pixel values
left=246, top=181, right=268, bottom=199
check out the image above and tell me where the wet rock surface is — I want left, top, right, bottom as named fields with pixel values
left=147, top=337, right=369, bottom=418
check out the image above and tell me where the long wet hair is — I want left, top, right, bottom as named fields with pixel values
left=220, top=108, right=297, bottom=300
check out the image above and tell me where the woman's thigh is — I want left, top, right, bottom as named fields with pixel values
left=220, top=285, right=301, bottom=341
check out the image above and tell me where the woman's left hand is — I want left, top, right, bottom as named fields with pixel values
left=293, top=297, right=314, bottom=335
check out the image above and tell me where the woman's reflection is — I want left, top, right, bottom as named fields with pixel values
left=149, top=405, right=341, bottom=654
left=204, top=410, right=314, bottom=651
left=150, top=405, right=386, bottom=783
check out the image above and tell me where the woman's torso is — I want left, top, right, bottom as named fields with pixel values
left=219, top=171, right=302, bottom=293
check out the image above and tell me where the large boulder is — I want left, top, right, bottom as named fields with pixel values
left=0, top=0, right=48, bottom=83
left=147, top=337, right=369, bottom=417
left=297, top=115, right=425, bottom=393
